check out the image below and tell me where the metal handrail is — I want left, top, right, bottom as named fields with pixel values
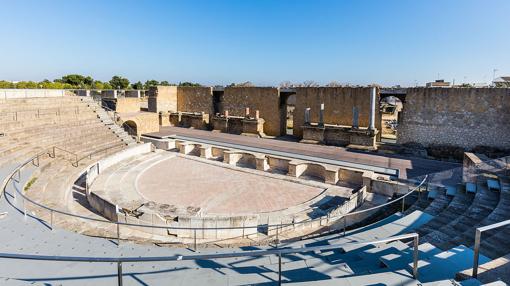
left=50, top=146, right=79, bottom=167
left=3, top=145, right=428, bottom=248
left=76, top=142, right=126, bottom=166
left=0, top=232, right=420, bottom=285
left=472, top=219, right=510, bottom=278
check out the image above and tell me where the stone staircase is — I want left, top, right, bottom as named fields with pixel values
left=79, top=96, right=137, bottom=146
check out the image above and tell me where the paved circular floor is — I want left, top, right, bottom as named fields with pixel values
left=136, top=156, right=324, bottom=215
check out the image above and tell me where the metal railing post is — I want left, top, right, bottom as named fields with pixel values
left=278, top=251, right=282, bottom=286
left=472, top=229, right=481, bottom=278
left=194, top=229, right=197, bottom=251
left=343, top=216, right=347, bottom=237
left=117, top=261, right=123, bottom=286
left=117, top=223, right=120, bottom=246
left=402, top=196, right=405, bottom=212
left=276, top=225, right=279, bottom=248
left=23, top=197, right=26, bottom=220
left=412, top=234, right=419, bottom=279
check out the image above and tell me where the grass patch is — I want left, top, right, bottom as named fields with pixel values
left=24, top=177, right=37, bottom=191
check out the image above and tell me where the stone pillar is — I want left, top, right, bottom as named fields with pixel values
left=352, top=106, right=359, bottom=129
left=200, top=145, right=212, bottom=159
left=255, top=110, right=260, bottom=120
left=245, top=107, right=250, bottom=117
left=362, top=171, right=374, bottom=193
left=159, top=111, right=170, bottom=126
left=224, top=110, right=229, bottom=117
left=85, top=90, right=91, bottom=97
left=369, top=87, right=376, bottom=130
left=304, top=108, right=311, bottom=125
left=255, top=156, right=269, bottom=171
left=319, top=103, right=324, bottom=127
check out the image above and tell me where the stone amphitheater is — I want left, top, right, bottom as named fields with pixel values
left=0, top=87, right=509, bottom=285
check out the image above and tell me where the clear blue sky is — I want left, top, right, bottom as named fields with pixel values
left=1, top=0, right=509, bottom=87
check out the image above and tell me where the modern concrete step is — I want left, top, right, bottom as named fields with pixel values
left=412, top=245, right=490, bottom=283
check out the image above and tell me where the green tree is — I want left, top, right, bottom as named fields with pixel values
left=83, top=76, right=93, bottom=87
left=144, top=80, right=160, bottom=89
left=109, top=76, right=130, bottom=89
left=15, top=81, right=38, bottom=89
left=60, top=74, right=86, bottom=87
left=178, top=81, right=201, bottom=87
left=0, top=80, right=15, bottom=88
left=160, top=80, right=173, bottom=86
left=92, top=80, right=105, bottom=90
left=131, top=81, right=144, bottom=90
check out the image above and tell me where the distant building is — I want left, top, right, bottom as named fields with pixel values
left=493, top=76, right=510, bottom=88
left=426, top=79, right=451, bottom=87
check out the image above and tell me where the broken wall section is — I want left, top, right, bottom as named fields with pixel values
left=293, top=87, right=381, bottom=138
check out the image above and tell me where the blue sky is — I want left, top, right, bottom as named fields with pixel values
left=1, top=0, right=509, bottom=87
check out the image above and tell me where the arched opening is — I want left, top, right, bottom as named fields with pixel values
left=122, top=120, right=138, bottom=138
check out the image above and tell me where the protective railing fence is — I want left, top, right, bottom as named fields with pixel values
left=472, top=219, right=510, bottom=278
left=2, top=146, right=428, bottom=249
left=0, top=233, right=421, bottom=286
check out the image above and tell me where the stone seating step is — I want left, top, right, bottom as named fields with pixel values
left=417, top=191, right=475, bottom=237
left=422, top=188, right=452, bottom=216
left=404, top=192, right=432, bottom=215
left=61, top=135, right=124, bottom=154
left=0, top=116, right=98, bottom=133
left=2, top=126, right=115, bottom=151
left=421, top=185, right=499, bottom=250
left=479, top=226, right=510, bottom=259
left=447, top=191, right=510, bottom=250
left=4, top=120, right=103, bottom=138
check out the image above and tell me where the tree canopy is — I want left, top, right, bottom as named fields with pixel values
left=109, top=76, right=130, bottom=89
left=0, top=74, right=201, bottom=89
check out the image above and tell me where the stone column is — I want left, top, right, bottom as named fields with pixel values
left=245, top=107, right=250, bottom=117
left=369, top=87, right=376, bottom=130
left=352, top=106, right=359, bottom=129
left=318, top=103, right=325, bottom=127
left=304, top=108, right=311, bottom=125
left=255, top=110, right=260, bottom=120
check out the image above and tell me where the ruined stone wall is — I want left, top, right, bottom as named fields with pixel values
left=222, top=87, right=281, bottom=136
left=397, top=88, right=510, bottom=149
left=115, top=98, right=140, bottom=113
left=293, top=87, right=381, bottom=138
left=177, top=87, right=213, bottom=115
left=119, top=112, right=159, bottom=136
left=147, top=86, right=177, bottom=113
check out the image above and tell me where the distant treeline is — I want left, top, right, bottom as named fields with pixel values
left=0, top=74, right=202, bottom=90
